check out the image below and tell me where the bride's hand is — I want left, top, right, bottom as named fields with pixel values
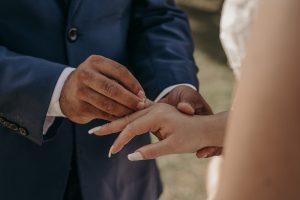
left=89, top=103, right=224, bottom=161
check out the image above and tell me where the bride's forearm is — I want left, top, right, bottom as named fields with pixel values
left=194, top=112, right=228, bottom=148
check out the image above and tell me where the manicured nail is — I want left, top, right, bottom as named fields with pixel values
left=137, top=101, right=145, bottom=110
left=108, top=145, right=114, bottom=158
left=128, top=152, right=144, bottom=161
left=137, top=90, right=146, bottom=99
left=203, top=154, right=210, bottom=158
left=88, top=126, right=102, bottom=134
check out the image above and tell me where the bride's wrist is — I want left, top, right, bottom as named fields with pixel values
left=196, top=112, right=227, bottom=147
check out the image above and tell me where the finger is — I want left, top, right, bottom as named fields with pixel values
left=205, top=148, right=223, bottom=157
left=79, top=102, right=118, bottom=123
left=80, top=87, right=132, bottom=117
left=90, top=55, right=145, bottom=97
left=109, top=112, right=158, bottom=155
left=214, top=147, right=223, bottom=156
left=90, top=108, right=150, bottom=135
left=177, top=102, right=195, bottom=115
left=196, top=147, right=220, bottom=159
left=178, top=90, right=213, bottom=115
left=127, top=139, right=172, bottom=161
left=158, top=97, right=168, bottom=104
left=145, top=99, right=155, bottom=108
left=194, top=97, right=213, bottom=115
left=83, top=71, right=145, bottom=110
left=195, top=104, right=213, bottom=115
left=180, top=93, right=204, bottom=114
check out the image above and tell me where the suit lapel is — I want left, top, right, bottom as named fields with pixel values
left=68, top=0, right=82, bottom=20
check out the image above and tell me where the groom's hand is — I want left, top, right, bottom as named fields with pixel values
left=158, top=85, right=213, bottom=115
left=158, top=85, right=222, bottom=158
left=60, top=55, right=146, bottom=124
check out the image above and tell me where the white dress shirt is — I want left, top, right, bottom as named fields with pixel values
left=43, top=67, right=195, bottom=134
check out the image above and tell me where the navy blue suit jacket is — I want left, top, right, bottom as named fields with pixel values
left=0, top=0, right=198, bottom=199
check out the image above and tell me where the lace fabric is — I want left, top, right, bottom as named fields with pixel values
left=220, top=0, right=258, bottom=78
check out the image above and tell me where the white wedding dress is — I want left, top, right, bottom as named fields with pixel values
left=220, top=0, right=258, bottom=78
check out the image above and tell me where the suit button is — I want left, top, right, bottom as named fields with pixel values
left=68, top=27, right=78, bottom=42
left=18, top=127, right=28, bottom=136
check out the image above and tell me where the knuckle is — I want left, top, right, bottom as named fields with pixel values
left=75, top=116, right=91, bottom=124
left=102, top=80, right=117, bottom=96
left=76, top=88, right=86, bottom=99
left=77, top=69, right=92, bottom=82
left=102, top=100, right=114, bottom=113
left=87, top=54, right=102, bottom=63
left=123, top=115, right=131, bottom=124
left=131, top=83, right=140, bottom=92
left=110, top=64, right=127, bottom=79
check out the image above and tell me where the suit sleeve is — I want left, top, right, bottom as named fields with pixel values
left=0, top=46, right=66, bottom=145
left=128, top=0, right=199, bottom=100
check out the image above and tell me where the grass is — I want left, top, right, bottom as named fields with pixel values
left=158, top=1, right=235, bottom=199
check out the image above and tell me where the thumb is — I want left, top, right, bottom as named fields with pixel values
left=177, top=102, right=195, bottom=115
left=177, top=91, right=202, bottom=115
left=196, top=147, right=222, bottom=158
left=127, top=139, right=171, bottom=161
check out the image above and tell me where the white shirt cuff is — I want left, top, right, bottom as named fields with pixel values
left=154, top=83, right=197, bottom=102
left=43, top=67, right=75, bottom=134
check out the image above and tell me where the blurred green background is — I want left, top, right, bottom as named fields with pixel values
left=158, top=0, right=235, bottom=199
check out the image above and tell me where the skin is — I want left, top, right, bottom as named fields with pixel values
left=157, top=85, right=222, bottom=158
left=62, top=0, right=300, bottom=198
left=60, top=55, right=146, bottom=123
left=93, top=102, right=226, bottom=160
left=60, top=54, right=215, bottom=159
left=216, top=1, right=300, bottom=200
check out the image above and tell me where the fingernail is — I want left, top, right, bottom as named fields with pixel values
left=137, top=101, right=145, bottom=110
left=128, top=152, right=144, bottom=161
left=203, top=154, right=210, bottom=158
left=137, top=90, right=146, bottom=99
left=88, top=126, right=102, bottom=134
left=108, top=145, right=114, bottom=158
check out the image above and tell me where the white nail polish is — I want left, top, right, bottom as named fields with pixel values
left=127, top=152, right=144, bottom=161
left=88, top=126, right=102, bottom=134
left=108, top=145, right=114, bottom=158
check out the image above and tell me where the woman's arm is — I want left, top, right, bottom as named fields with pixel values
left=91, top=103, right=226, bottom=160
left=217, top=1, right=300, bottom=200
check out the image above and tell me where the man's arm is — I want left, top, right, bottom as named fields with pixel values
left=127, top=1, right=221, bottom=158
left=0, top=46, right=66, bottom=145
left=0, top=50, right=146, bottom=145
left=127, top=0, right=199, bottom=100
